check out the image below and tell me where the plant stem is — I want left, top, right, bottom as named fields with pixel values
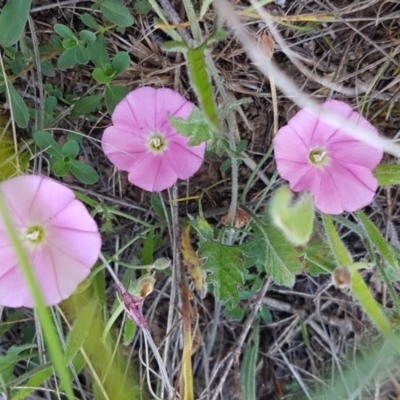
left=181, top=0, right=201, bottom=42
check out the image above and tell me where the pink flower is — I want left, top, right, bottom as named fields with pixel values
left=102, top=87, right=206, bottom=192
left=273, top=100, right=383, bottom=214
left=0, top=175, right=101, bottom=307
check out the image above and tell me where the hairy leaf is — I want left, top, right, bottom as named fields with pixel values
left=199, top=240, right=246, bottom=309
left=374, top=164, right=400, bottom=186
left=168, top=107, right=213, bottom=146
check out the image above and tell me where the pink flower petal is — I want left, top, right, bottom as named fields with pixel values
left=127, top=154, right=177, bottom=192
left=164, top=141, right=205, bottom=180
left=102, top=125, right=146, bottom=171
left=273, top=125, right=310, bottom=165
left=0, top=175, right=102, bottom=308
left=309, top=100, right=354, bottom=146
left=0, top=265, right=32, bottom=308
left=1, top=175, right=75, bottom=226
left=274, top=100, right=383, bottom=214
left=101, top=87, right=206, bottom=192
left=313, top=162, right=378, bottom=214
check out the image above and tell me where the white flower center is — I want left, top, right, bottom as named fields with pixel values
left=147, top=133, right=167, bottom=154
left=149, top=137, right=162, bottom=148
left=25, top=225, right=46, bottom=245
left=26, top=230, right=40, bottom=241
left=308, top=147, right=329, bottom=167
left=312, top=151, right=326, bottom=163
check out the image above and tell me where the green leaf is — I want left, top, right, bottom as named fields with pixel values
left=168, top=107, right=213, bottom=146
left=161, top=40, right=187, bottom=53
left=70, top=159, right=99, bottom=184
left=123, top=318, right=137, bottom=345
left=374, top=164, right=400, bottom=186
left=54, top=23, right=75, bottom=39
left=105, top=85, right=129, bottom=114
left=52, top=159, right=71, bottom=176
left=57, top=48, right=78, bottom=69
left=225, top=304, right=244, bottom=320
left=62, top=140, right=80, bottom=158
left=71, top=95, right=101, bottom=118
left=79, top=29, right=96, bottom=44
left=207, top=19, right=230, bottom=43
left=220, top=140, right=247, bottom=172
left=75, top=43, right=90, bottom=64
left=219, top=158, right=231, bottom=172
left=351, top=270, right=392, bottom=336
left=44, top=95, right=57, bottom=113
left=67, top=131, right=83, bottom=143
left=141, top=230, right=154, bottom=265
left=33, top=131, right=63, bottom=158
left=65, top=300, right=97, bottom=365
left=358, top=210, right=399, bottom=273
left=134, top=0, right=152, bottom=14
left=9, top=57, right=25, bottom=74
left=81, top=13, right=101, bottom=30
left=11, top=365, right=53, bottom=400
left=0, top=0, right=32, bottom=47
left=199, top=240, right=246, bottom=308
left=41, top=60, right=56, bottom=77
left=111, top=51, right=130, bottom=76
left=322, top=214, right=352, bottom=266
left=243, top=224, right=302, bottom=287
left=150, top=192, right=168, bottom=222
left=93, top=67, right=113, bottom=84
left=6, top=83, right=29, bottom=128
left=101, top=0, right=134, bottom=27
left=269, top=186, right=314, bottom=246
left=62, top=37, right=77, bottom=50
left=87, top=42, right=110, bottom=68
left=186, top=44, right=220, bottom=130
left=303, top=237, right=336, bottom=275
left=0, top=344, right=35, bottom=384
left=200, top=0, right=213, bottom=20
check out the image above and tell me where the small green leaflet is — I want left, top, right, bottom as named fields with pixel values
left=100, top=0, right=134, bottom=28
left=6, top=83, right=29, bottom=128
left=374, top=164, right=400, bottom=186
left=168, top=107, right=213, bottom=146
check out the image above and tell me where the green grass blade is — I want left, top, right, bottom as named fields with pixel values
left=241, top=323, right=259, bottom=400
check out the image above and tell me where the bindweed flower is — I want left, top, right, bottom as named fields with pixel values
left=273, top=100, right=383, bottom=214
left=102, top=87, right=206, bottom=192
left=0, top=175, right=101, bottom=307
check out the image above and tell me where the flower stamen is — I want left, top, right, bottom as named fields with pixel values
left=150, top=137, right=162, bottom=148
left=312, top=150, right=326, bottom=163
left=25, top=225, right=45, bottom=244
left=308, top=148, right=329, bottom=167
left=147, top=133, right=167, bottom=154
